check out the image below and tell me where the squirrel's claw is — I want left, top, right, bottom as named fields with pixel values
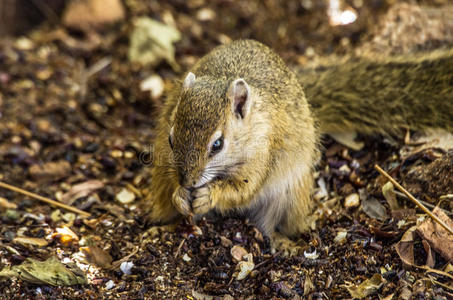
left=191, top=186, right=212, bottom=215
left=172, top=187, right=192, bottom=216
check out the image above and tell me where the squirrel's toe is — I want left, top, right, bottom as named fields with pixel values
left=172, top=187, right=192, bottom=216
left=191, top=186, right=212, bottom=215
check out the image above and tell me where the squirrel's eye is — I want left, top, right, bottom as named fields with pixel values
left=210, top=137, right=223, bottom=155
left=168, top=135, right=173, bottom=149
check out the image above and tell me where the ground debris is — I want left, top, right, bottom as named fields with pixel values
left=0, top=256, right=86, bottom=286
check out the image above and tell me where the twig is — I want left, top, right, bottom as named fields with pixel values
left=394, top=191, right=453, bottom=216
left=0, top=181, right=91, bottom=218
left=174, top=239, right=185, bottom=258
left=255, top=250, right=282, bottom=269
left=374, top=165, right=453, bottom=235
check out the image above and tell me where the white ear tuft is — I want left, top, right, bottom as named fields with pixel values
left=228, top=78, right=251, bottom=119
left=183, top=72, right=196, bottom=90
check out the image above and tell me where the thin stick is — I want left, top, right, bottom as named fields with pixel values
left=374, top=165, right=453, bottom=236
left=0, top=181, right=91, bottom=218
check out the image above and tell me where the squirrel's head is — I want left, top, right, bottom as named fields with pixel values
left=169, top=72, right=263, bottom=188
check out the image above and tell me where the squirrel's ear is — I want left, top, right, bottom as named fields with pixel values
left=183, top=72, right=196, bottom=90
left=228, top=78, right=251, bottom=119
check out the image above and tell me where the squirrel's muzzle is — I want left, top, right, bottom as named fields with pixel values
left=177, top=168, right=198, bottom=188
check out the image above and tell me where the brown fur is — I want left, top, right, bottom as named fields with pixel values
left=298, top=49, right=453, bottom=135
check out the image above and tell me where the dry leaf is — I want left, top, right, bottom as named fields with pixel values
left=327, top=130, right=364, bottom=151
left=61, top=180, right=104, bottom=205
left=13, top=237, right=48, bottom=247
left=382, top=181, right=399, bottom=211
left=235, top=253, right=254, bottom=280
left=29, top=160, right=71, bottom=182
left=422, top=240, right=435, bottom=268
left=52, top=226, right=79, bottom=246
left=394, top=226, right=417, bottom=266
left=128, top=17, right=181, bottom=70
left=80, top=245, right=113, bottom=269
left=0, top=256, right=86, bottom=286
left=401, top=129, right=453, bottom=159
left=192, top=290, right=214, bottom=300
left=361, top=197, right=388, bottom=221
left=304, top=275, right=315, bottom=296
left=346, top=274, right=386, bottom=299
left=416, top=207, right=453, bottom=261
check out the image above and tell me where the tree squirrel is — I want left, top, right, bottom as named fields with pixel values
left=145, top=39, right=453, bottom=252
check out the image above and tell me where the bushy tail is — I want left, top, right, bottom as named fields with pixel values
left=297, top=49, right=453, bottom=135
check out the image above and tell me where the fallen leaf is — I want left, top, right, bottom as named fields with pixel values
left=382, top=181, right=399, bottom=211
left=346, top=274, right=386, bottom=299
left=0, top=256, right=86, bottom=286
left=128, top=17, right=181, bottom=70
left=394, top=226, right=417, bottom=266
left=416, top=207, right=453, bottom=261
left=401, top=129, right=453, bottom=159
left=80, top=245, right=113, bottom=269
left=61, top=180, right=104, bottom=205
left=422, top=240, right=435, bottom=268
left=29, top=160, right=71, bottom=182
left=303, top=275, right=315, bottom=296
left=52, top=226, right=79, bottom=246
left=361, top=197, right=388, bottom=221
left=192, top=290, right=214, bottom=300
left=235, top=253, right=254, bottom=280
left=334, top=230, right=348, bottom=244
left=13, top=236, right=48, bottom=247
left=327, top=130, right=364, bottom=151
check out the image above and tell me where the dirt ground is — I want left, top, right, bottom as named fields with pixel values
left=0, top=0, right=452, bottom=299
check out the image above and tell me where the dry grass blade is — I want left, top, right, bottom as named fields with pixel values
left=374, top=165, right=453, bottom=236
left=0, top=181, right=91, bottom=217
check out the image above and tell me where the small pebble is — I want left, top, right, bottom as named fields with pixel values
left=116, top=188, right=136, bottom=204
left=231, top=245, right=248, bottom=262
left=105, top=280, right=115, bottom=290
left=140, top=75, right=164, bottom=99
left=344, top=193, right=360, bottom=208
left=182, top=253, right=191, bottom=262
left=120, top=261, right=134, bottom=275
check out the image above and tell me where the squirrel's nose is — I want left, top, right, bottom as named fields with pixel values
left=178, top=171, right=197, bottom=188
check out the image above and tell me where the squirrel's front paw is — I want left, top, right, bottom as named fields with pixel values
left=172, top=187, right=192, bottom=216
left=191, top=186, right=213, bottom=215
